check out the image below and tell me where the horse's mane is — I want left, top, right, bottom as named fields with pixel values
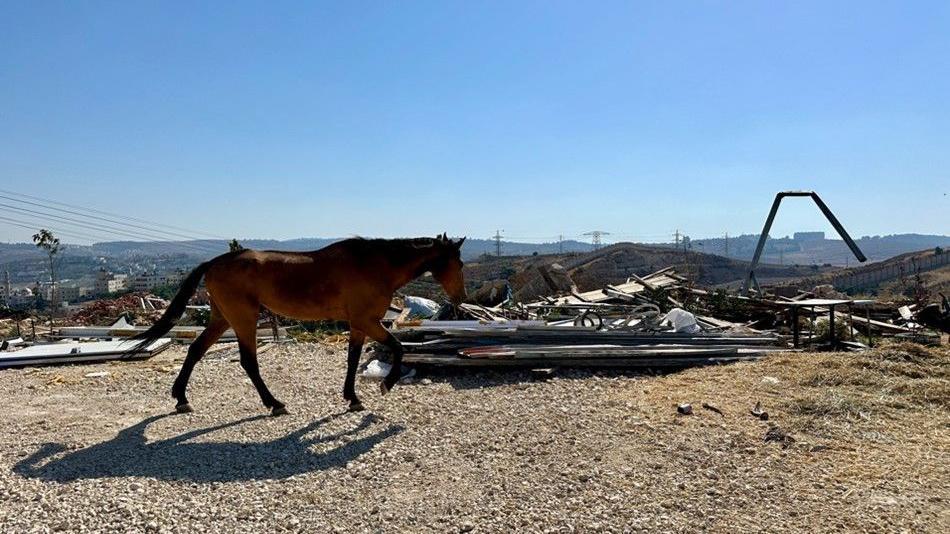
left=337, top=236, right=440, bottom=264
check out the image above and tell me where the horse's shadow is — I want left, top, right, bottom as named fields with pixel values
left=13, top=411, right=403, bottom=483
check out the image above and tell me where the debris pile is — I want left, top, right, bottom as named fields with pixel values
left=66, top=293, right=168, bottom=326
left=371, top=265, right=945, bottom=371
left=372, top=268, right=788, bottom=370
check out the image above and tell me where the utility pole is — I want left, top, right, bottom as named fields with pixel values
left=493, top=230, right=504, bottom=257
left=724, top=232, right=730, bottom=258
left=558, top=234, right=563, bottom=254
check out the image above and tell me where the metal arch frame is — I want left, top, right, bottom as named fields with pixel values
left=742, top=191, right=867, bottom=296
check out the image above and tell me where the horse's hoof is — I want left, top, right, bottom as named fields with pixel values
left=348, top=401, right=364, bottom=412
left=379, top=381, right=390, bottom=396
left=272, top=405, right=289, bottom=416
left=175, top=403, right=194, bottom=414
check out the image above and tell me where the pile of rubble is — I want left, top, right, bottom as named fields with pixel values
left=65, top=293, right=169, bottom=327
left=374, top=268, right=784, bottom=370
left=371, top=266, right=946, bottom=370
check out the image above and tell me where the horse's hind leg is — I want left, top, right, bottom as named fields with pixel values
left=226, top=307, right=287, bottom=416
left=171, top=307, right=229, bottom=413
left=343, top=330, right=366, bottom=411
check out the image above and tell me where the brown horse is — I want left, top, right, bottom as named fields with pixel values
left=129, top=234, right=466, bottom=415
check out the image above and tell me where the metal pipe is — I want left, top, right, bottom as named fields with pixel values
left=743, top=191, right=867, bottom=295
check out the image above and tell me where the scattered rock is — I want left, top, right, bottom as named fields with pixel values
left=765, top=424, right=796, bottom=448
left=84, top=371, right=110, bottom=379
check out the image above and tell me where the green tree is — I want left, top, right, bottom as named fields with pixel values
left=32, top=229, right=60, bottom=324
left=229, top=239, right=245, bottom=252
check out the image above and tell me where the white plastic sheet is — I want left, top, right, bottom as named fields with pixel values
left=404, top=296, right=441, bottom=319
left=361, top=359, right=417, bottom=381
left=660, top=308, right=701, bottom=333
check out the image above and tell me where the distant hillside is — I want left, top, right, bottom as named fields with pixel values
left=403, top=242, right=836, bottom=303
left=0, top=236, right=592, bottom=264
left=0, top=237, right=592, bottom=284
left=90, top=237, right=593, bottom=261
left=3, top=233, right=944, bottom=265
left=2, top=233, right=945, bottom=286
left=688, top=233, right=950, bottom=266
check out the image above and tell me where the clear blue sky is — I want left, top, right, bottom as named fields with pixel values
left=1, top=1, right=947, bottom=245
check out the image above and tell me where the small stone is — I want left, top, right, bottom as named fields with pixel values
left=84, top=371, right=110, bottom=378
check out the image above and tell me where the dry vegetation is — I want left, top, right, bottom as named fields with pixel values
left=0, top=341, right=947, bottom=532
left=877, top=264, right=950, bottom=300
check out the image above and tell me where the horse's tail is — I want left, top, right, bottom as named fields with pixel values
left=124, top=259, right=215, bottom=355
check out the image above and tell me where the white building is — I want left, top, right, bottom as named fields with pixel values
left=38, top=282, right=81, bottom=304
left=6, top=287, right=35, bottom=308
left=130, top=270, right=186, bottom=292
left=94, top=270, right=128, bottom=295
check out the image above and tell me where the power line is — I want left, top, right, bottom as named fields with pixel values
left=0, top=215, right=121, bottom=244
left=0, top=202, right=221, bottom=253
left=0, top=192, right=215, bottom=243
left=0, top=188, right=227, bottom=240
left=0, top=206, right=221, bottom=255
left=0, top=202, right=184, bottom=243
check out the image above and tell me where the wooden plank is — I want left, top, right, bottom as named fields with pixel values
left=834, top=311, right=910, bottom=333
left=627, top=273, right=657, bottom=291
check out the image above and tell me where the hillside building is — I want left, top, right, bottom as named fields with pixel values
left=130, top=270, right=186, bottom=292
left=94, top=270, right=128, bottom=295
left=37, top=282, right=81, bottom=305
left=793, top=232, right=825, bottom=242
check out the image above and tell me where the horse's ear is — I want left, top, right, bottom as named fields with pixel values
left=441, top=232, right=448, bottom=242
left=454, top=236, right=466, bottom=249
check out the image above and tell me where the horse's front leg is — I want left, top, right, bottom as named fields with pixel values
left=344, top=330, right=366, bottom=411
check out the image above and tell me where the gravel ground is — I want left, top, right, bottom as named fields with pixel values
left=0, top=341, right=947, bottom=533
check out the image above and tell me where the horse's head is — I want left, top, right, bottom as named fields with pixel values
left=429, top=233, right=466, bottom=305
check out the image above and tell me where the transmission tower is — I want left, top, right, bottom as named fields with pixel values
left=492, top=230, right=504, bottom=257
left=582, top=230, right=610, bottom=250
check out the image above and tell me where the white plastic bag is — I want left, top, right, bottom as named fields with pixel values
left=660, top=308, right=701, bottom=333
left=361, top=359, right=391, bottom=378
left=361, top=359, right=417, bottom=381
